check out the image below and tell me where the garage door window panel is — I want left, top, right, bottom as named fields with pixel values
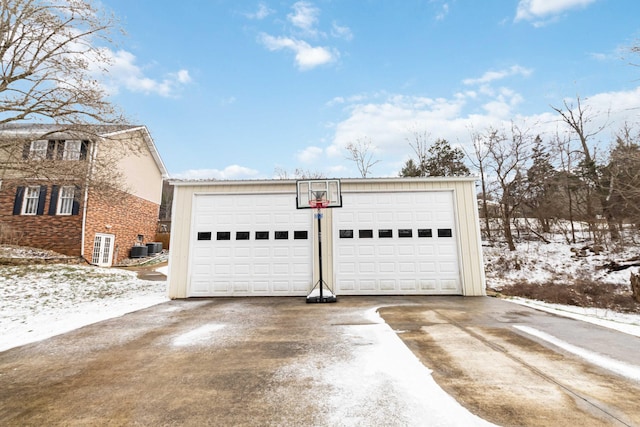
left=275, top=231, right=289, bottom=240
left=294, top=231, right=308, bottom=239
left=255, top=231, right=269, bottom=240
left=398, top=229, right=413, bottom=238
left=438, top=228, right=453, bottom=237
left=217, top=232, right=231, bottom=240
left=197, top=232, right=212, bottom=241
left=378, top=229, right=393, bottom=238
left=340, top=229, right=353, bottom=238
left=358, top=229, right=373, bottom=238
left=418, top=229, right=433, bottom=237
left=236, top=231, right=250, bottom=240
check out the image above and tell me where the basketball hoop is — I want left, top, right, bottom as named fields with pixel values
left=309, top=199, right=329, bottom=209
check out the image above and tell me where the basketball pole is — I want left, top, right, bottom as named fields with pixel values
left=306, top=194, right=337, bottom=303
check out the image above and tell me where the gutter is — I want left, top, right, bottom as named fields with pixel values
left=80, top=139, right=98, bottom=261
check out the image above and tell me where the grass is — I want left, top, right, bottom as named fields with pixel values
left=497, top=278, right=640, bottom=313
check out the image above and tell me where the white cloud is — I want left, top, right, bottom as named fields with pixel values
left=463, top=65, right=533, bottom=85
left=515, top=0, right=597, bottom=23
left=259, top=33, right=336, bottom=70
left=288, top=1, right=320, bottom=35
left=100, top=49, right=191, bottom=97
left=173, top=165, right=260, bottom=180
left=296, top=146, right=323, bottom=163
left=246, top=3, right=274, bottom=20
left=321, top=84, right=640, bottom=177
left=435, top=2, right=450, bottom=21
left=331, top=22, right=353, bottom=41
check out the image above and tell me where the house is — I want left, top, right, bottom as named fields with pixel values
left=166, top=177, right=486, bottom=298
left=0, top=124, right=168, bottom=266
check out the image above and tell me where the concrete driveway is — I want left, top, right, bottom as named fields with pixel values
left=1, top=296, right=640, bottom=426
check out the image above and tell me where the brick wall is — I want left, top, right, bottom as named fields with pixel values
left=83, top=190, right=160, bottom=265
left=0, top=181, right=83, bottom=256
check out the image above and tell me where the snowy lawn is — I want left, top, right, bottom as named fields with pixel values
left=0, top=263, right=168, bottom=352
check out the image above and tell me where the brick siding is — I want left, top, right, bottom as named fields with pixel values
left=0, top=182, right=83, bottom=256
left=83, top=190, right=160, bottom=265
left=0, top=181, right=160, bottom=265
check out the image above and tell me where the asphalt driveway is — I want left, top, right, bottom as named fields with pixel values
left=1, top=296, right=640, bottom=426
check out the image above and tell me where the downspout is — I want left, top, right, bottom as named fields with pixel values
left=80, top=140, right=98, bottom=262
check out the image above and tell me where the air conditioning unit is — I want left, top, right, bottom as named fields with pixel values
left=130, top=245, right=148, bottom=258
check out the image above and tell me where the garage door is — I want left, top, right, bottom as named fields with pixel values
left=334, top=191, right=461, bottom=295
left=188, top=193, right=312, bottom=296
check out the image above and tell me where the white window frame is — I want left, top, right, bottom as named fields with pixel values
left=21, top=186, right=40, bottom=215
left=30, top=140, right=47, bottom=160
left=63, top=140, right=82, bottom=160
left=57, top=186, right=75, bottom=215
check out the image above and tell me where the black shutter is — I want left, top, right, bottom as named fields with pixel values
left=80, top=141, right=88, bottom=160
left=13, top=186, right=25, bottom=215
left=46, top=140, right=56, bottom=159
left=22, top=142, right=30, bottom=160
left=49, top=185, right=59, bottom=215
left=36, top=186, right=47, bottom=215
left=72, top=185, right=81, bottom=215
left=56, top=141, right=64, bottom=160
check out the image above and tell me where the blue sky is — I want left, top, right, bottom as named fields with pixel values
left=99, top=0, right=640, bottom=179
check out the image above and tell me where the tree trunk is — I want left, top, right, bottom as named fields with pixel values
left=630, top=272, right=640, bottom=303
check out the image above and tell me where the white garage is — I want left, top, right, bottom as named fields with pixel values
left=167, top=178, right=486, bottom=298
left=334, top=191, right=461, bottom=295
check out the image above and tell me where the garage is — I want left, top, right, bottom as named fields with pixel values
left=334, top=191, right=461, bottom=295
left=188, top=193, right=312, bottom=297
left=167, top=178, right=486, bottom=298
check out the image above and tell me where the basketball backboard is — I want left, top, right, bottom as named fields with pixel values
left=296, top=179, right=342, bottom=209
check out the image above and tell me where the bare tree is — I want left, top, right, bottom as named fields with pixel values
left=484, top=124, right=532, bottom=251
left=467, top=130, right=492, bottom=239
left=0, top=1, right=137, bottom=197
left=551, top=96, right=619, bottom=241
left=0, top=0, right=124, bottom=126
left=273, top=167, right=325, bottom=179
left=345, top=137, right=380, bottom=178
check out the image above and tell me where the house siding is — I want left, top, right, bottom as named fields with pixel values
left=0, top=181, right=83, bottom=256
left=83, top=190, right=160, bottom=265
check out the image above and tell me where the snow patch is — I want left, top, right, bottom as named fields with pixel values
left=172, top=323, right=226, bottom=347
left=515, top=325, right=640, bottom=382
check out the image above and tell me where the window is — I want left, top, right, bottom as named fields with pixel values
left=359, top=229, right=373, bottom=238
left=378, top=229, right=392, bottom=238
left=57, top=186, right=75, bottom=215
left=437, top=228, right=453, bottom=238
left=418, top=229, right=433, bottom=237
left=294, top=231, right=308, bottom=239
left=22, top=186, right=40, bottom=215
left=30, top=141, right=48, bottom=160
left=339, top=229, right=354, bottom=238
left=216, top=232, right=231, bottom=240
left=398, top=229, right=413, bottom=238
left=255, top=231, right=269, bottom=240
left=63, top=141, right=82, bottom=160
left=197, top=232, right=212, bottom=241
left=236, top=231, right=250, bottom=240
left=275, top=231, right=289, bottom=240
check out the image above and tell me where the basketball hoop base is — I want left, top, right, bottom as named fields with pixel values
left=306, top=294, right=337, bottom=303
left=305, top=284, right=337, bottom=303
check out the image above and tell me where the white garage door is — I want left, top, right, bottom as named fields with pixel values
left=188, top=193, right=313, bottom=297
left=334, top=191, right=461, bottom=295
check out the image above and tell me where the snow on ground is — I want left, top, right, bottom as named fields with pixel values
left=0, top=263, right=168, bottom=352
left=483, top=237, right=640, bottom=288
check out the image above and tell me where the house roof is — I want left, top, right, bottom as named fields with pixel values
left=0, top=123, right=169, bottom=179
